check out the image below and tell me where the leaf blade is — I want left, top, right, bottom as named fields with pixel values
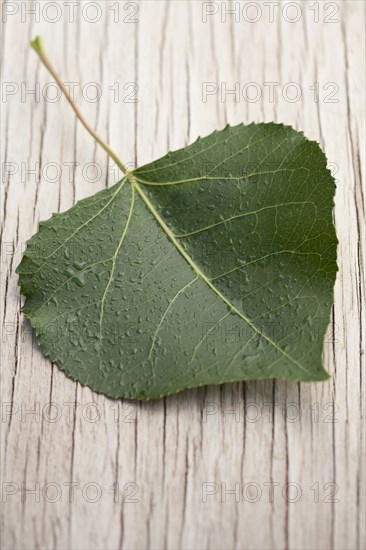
left=17, top=123, right=337, bottom=399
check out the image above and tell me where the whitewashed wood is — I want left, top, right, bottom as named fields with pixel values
left=1, top=1, right=365, bottom=549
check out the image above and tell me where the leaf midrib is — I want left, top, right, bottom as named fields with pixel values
left=131, top=176, right=312, bottom=377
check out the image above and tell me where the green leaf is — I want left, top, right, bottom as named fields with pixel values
left=17, top=123, right=338, bottom=400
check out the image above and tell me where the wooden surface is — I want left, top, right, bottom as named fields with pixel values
left=1, top=1, right=365, bottom=549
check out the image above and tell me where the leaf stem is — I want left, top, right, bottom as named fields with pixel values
left=30, top=36, right=129, bottom=175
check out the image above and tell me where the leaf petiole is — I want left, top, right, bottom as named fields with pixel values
left=30, top=36, right=129, bottom=176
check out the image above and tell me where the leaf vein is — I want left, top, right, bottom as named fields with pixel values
left=97, top=186, right=135, bottom=370
left=133, top=180, right=314, bottom=377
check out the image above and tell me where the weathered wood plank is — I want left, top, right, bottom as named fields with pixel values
left=1, top=2, right=364, bottom=549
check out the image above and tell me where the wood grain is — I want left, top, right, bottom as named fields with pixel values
left=1, top=1, right=365, bottom=549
